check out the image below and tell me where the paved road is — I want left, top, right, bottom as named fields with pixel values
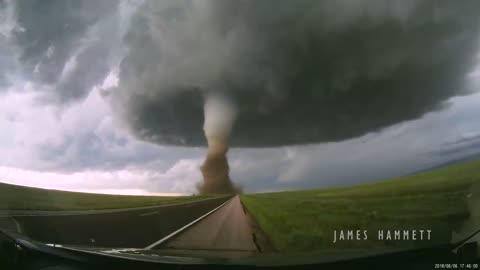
left=155, top=195, right=258, bottom=257
left=0, top=196, right=230, bottom=248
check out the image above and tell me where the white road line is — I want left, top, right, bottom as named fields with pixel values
left=0, top=196, right=228, bottom=218
left=11, top=217, right=22, bottom=233
left=139, top=211, right=159, bottom=217
left=145, top=197, right=234, bottom=250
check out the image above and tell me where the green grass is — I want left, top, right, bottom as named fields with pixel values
left=0, top=182, right=219, bottom=211
left=241, top=159, right=480, bottom=253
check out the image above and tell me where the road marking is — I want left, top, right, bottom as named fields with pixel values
left=11, top=217, right=22, bottom=233
left=139, top=211, right=159, bottom=217
left=145, top=197, right=233, bottom=250
left=0, top=196, right=229, bottom=217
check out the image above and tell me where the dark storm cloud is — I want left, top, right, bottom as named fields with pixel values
left=114, top=0, right=480, bottom=147
left=9, top=0, right=119, bottom=103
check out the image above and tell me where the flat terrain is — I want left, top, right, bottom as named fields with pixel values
left=0, top=182, right=258, bottom=257
left=0, top=182, right=217, bottom=211
left=3, top=159, right=480, bottom=255
left=0, top=196, right=231, bottom=248
left=241, top=159, right=480, bottom=253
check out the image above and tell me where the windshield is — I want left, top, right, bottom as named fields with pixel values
left=1, top=0, right=480, bottom=268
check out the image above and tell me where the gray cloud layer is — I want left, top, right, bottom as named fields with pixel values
left=3, top=0, right=126, bottom=104
left=113, top=0, right=480, bottom=147
left=4, top=1, right=480, bottom=148
left=2, top=1, right=480, bottom=194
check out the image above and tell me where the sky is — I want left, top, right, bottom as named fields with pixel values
left=1, top=1, right=480, bottom=195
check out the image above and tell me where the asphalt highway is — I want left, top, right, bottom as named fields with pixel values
left=0, top=196, right=230, bottom=248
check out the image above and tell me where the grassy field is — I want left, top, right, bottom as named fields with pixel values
left=241, top=159, right=480, bottom=253
left=0, top=182, right=219, bottom=211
